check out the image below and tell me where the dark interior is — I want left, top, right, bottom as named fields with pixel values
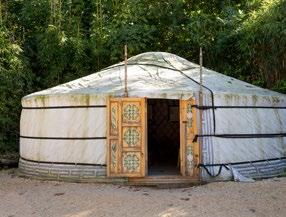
left=147, top=99, right=180, bottom=176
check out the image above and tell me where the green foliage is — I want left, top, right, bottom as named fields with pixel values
left=0, top=27, right=32, bottom=153
left=239, top=0, right=286, bottom=87
left=36, top=25, right=89, bottom=87
left=0, top=0, right=285, bottom=154
left=211, top=0, right=286, bottom=91
left=272, top=80, right=286, bottom=94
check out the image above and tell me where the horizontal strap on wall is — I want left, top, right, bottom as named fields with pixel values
left=20, top=135, right=107, bottom=140
left=193, top=133, right=286, bottom=142
left=198, top=156, right=286, bottom=177
left=22, top=105, right=106, bottom=109
left=199, top=164, right=229, bottom=177
left=191, top=105, right=286, bottom=110
left=200, top=156, right=286, bottom=167
left=20, top=156, right=106, bottom=167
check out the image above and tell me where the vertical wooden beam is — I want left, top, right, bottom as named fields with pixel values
left=106, top=98, right=111, bottom=177
left=191, top=98, right=200, bottom=179
left=199, top=47, right=203, bottom=97
left=118, top=99, right=123, bottom=174
left=143, top=98, right=148, bottom=176
left=179, top=100, right=186, bottom=176
left=124, top=45, right=128, bottom=97
left=140, top=98, right=147, bottom=177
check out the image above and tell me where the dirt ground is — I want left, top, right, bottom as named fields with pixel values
left=1, top=169, right=286, bottom=217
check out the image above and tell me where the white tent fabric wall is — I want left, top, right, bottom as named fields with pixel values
left=20, top=94, right=107, bottom=164
left=20, top=52, right=286, bottom=181
left=200, top=93, right=286, bottom=181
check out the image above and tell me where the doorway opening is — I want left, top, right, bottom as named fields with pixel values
left=147, top=99, right=180, bottom=176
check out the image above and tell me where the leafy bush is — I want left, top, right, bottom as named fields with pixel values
left=0, top=27, right=32, bottom=153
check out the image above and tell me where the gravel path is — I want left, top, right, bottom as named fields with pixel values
left=1, top=169, right=286, bottom=217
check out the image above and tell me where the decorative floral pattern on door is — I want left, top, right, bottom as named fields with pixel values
left=123, top=127, right=140, bottom=147
left=123, top=104, right=140, bottom=122
left=111, top=142, right=117, bottom=168
left=186, top=145, right=194, bottom=176
left=180, top=98, right=200, bottom=179
left=110, top=103, right=118, bottom=135
left=108, top=98, right=146, bottom=177
left=123, top=153, right=140, bottom=172
left=186, top=103, right=193, bottom=129
left=123, top=102, right=141, bottom=123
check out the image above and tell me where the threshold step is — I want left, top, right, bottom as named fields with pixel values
left=128, top=176, right=203, bottom=187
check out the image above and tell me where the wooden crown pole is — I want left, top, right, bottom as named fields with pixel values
left=124, top=44, right=128, bottom=97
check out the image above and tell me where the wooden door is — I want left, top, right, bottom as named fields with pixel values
left=180, top=99, right=200, bottom=178
left=107, top=98, right=147, bottom=177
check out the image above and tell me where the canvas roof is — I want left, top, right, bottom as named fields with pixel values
left=24, top=52, right=285, bottom=99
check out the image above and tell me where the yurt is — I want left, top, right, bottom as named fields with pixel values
left=19, top=52, right=286, bottom=184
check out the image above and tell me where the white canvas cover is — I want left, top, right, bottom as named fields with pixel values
left=20, top=52, right=286, bottom=180
left=23, top=52, right=285, bottom=99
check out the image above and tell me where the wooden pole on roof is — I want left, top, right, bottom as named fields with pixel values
left=124, top=44, right=128, bottom=97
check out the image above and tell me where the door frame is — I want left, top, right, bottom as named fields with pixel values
left=106, top=97, right=200, bottom=179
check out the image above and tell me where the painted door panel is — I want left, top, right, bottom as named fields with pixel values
left=180, top=99, right=200, bottom=178
left=107, top=98, right=147, bottom=177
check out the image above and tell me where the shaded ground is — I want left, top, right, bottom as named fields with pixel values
left=1, top=169, right=286, bottom=217
left=0, top=153, right=19, bottom=168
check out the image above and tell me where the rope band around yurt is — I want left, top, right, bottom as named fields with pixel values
left=20, top=156, right=106, bottom=166
left=191, top=105, right=286, bottom=109
left=198, top=156, right=286, bottom=177
left=22, top=105, right=106, bottom=109
left=20, top=135, right=107, bottom=140
left=192, top=133, right=286, bottom=142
